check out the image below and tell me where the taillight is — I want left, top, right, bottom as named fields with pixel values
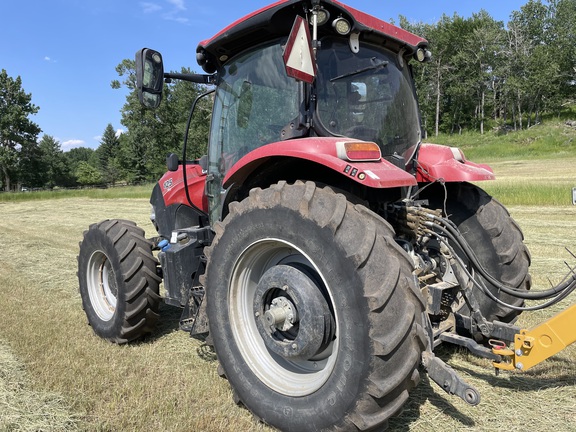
left=336, top=141, right=382, bottom=162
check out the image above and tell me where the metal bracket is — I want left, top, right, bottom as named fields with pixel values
left=439, top=333, right=501, bottom=361
left=422, top=352, right=481, bottom=406
left=178, top=255, right=210, bottom=336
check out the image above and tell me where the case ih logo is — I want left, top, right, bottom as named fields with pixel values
left=163, top=178, right=173, bottom=190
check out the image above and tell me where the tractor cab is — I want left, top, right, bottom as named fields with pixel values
left=137, top=0, right=433, bottom=222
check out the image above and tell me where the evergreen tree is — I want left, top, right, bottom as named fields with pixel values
left=96, top=123, right=121, bottom=184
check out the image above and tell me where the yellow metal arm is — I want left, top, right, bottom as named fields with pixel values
left=493, top=303, right=576, bottom=371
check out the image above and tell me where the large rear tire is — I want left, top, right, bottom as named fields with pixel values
left=77, top=219, right=162, bottom=343
left=204, top=181, right=426, bottom=431
left=424, top=183, right=531, bottom=326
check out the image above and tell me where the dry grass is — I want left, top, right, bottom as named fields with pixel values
left=0, top=177, right=575, bottom=431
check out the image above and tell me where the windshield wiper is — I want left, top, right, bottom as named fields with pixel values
left=330, top=58, right=389, bottom=82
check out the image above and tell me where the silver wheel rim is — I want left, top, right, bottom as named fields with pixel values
left=229, top=238, right=338, bottom=396
left=86, top=251, right=117, bottom=321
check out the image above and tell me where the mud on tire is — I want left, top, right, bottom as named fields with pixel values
left=77, top=219, right=162, bottom=343
left=204, top=181, right=427, bottom=431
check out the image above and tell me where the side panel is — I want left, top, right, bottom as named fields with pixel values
left=415, top=143, right=495, bottom=183
left=223, top=138, right=418, bottom=189
left=158, top=164, right=208, bottom=212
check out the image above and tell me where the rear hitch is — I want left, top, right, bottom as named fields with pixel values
left=422, top=352, right=481, bottom=406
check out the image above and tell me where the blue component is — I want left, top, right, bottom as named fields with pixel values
left=158, top=239, right=170, bottom=251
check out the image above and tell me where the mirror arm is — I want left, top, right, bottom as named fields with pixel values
left=163, top=72, right=216, bottom=84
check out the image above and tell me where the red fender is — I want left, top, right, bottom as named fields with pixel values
left=415, top=143, right=494, bottom=183
left=157, top=164, right=208, bottom=212
left=223, top=137, right=418, bottom=189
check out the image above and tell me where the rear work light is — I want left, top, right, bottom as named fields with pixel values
left=336, top=141, right=382, bottom=162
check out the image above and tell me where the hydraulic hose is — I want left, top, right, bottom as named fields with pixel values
left=415, top=208, right=576, bottom=301
left=405, top=205, right=576, bottom=311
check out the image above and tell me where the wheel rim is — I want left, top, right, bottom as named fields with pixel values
left=86, top=250, right=118, bottom=321
left=229, top=238, right=338, bottom=397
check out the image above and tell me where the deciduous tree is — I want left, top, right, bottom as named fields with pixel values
left=0, top=69, right=41, bottom=191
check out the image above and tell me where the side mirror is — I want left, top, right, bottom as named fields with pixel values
left=136, top=48, right=164, bottom=109
left=166, top=153, right=179, bottom=172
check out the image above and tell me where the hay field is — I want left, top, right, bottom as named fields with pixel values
left=0, top=180, right=575, bottom=431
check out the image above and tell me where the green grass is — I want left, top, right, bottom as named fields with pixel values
left=430, top=120, right=576, bottom=162
left=476, top=158, right=576, bottom=206
left=0, top=184, right=154, bottom=202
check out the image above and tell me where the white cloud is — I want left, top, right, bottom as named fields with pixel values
left=166, top=0, right=186, bottom=11
left=140, top=2, right=162, bottom=13
left=115, top=128, right=126, bottom=138
left=140, top=0, right=188, bottom=24
left=44, top=56, right=51, bottom=61
left=62, top=139, right=85, bottom=149
left=164, top=13, right=188, bottom=23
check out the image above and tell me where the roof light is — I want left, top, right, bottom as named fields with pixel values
left=332, top=17, right=351, bottom=35
left=336, top=141, right=382, bottom=162
left=310, top=8, right=330, bottom=26
left=415, top=48, right=426, bottom=62
left=414, top=48, right=432, bottom=63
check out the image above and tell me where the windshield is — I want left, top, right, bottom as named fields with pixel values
left=316, top=39, right=421, bottom=156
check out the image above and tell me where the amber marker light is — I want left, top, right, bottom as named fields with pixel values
left=336, top=141, right=382, bottom=162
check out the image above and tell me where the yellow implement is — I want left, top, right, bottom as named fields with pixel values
left=493, top=303, right=576, bottom=371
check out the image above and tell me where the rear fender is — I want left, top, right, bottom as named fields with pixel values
left=223, top=138, right=417, bottom=189
left=415, top=143, right=494, bottom=182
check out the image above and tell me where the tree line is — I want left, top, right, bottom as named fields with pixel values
left=0, top=62, right=210, bottom=192
left=1, top=0, right=574, bottom=191
left=404, top=0, right=575, bottom=136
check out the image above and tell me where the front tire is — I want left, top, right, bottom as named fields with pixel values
left=205, top=181, right=426, bottom=431
left=77, top=219, right=162, bottom=343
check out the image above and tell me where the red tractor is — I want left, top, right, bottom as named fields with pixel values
left=77, top=1, right=576, bottom=431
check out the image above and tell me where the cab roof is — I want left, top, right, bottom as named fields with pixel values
left=196, top=0, right=428, bottom=73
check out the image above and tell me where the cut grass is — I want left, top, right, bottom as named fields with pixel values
left=1, top=154, right=576, bottom=431
left=0, top=342, right=80, bottom=431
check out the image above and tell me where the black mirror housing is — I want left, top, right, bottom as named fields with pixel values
left=136, top=48, right=164, bottom=109
left=166, top=153, right=179, bottom=172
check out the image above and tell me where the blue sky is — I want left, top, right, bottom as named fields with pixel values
left=1, top=0, right=528, bottom=151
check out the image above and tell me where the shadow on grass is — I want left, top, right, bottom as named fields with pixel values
left=437, top=343, right=576, bottom=391
left=145, top=302, right=218, bottom=362
left=388, top=371, right=476, bottom=431
left=452, top=361, right=576, bottom=392
left=389, top=343, right=576, bottom=430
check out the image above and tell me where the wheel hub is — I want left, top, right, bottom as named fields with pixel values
left=264, top=296, right=298, bottom=332
left=254, top=265, right=333, bottom=360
